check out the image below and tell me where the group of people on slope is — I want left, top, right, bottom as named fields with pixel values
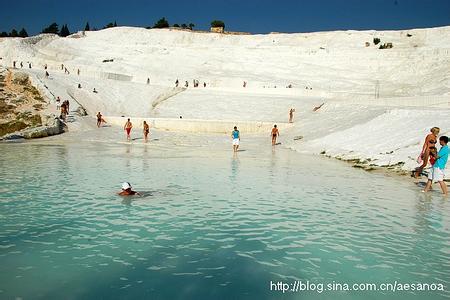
left=415, top=127, right=449, bottom=195
left=56, top=96, right=70, bottom=121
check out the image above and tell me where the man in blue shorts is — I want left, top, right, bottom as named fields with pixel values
left=423, top=136, right=448, bottom=195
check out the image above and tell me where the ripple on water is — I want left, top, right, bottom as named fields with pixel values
left=0, top=143, right=449, bottom=299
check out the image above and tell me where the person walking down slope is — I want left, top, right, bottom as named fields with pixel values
left=56, top=96, right=61, bottom=110
left=143, top=121, right=150, bottom=142
left=124, top=118, right=133, bottom=141
left=231, top=126, right=240, bottom=152
left=271, top=125, right=279, bottom=145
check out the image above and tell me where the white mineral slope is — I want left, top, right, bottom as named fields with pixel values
left=0, top=26, right=450, bottom=174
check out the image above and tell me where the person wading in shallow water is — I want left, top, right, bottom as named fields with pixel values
left=143, top=121, right=150, bottom=142
left=96, top=112, right=103, bottom=128
left=231, top=126, right=240, bottom=152
left=124, top=118, right=133, bottom=141
left=423, top=136, right=449, bottom=196
left=271, top=125, right=279, bottom=145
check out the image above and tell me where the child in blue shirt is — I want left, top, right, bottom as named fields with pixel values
left=423, top=136, right=448, bottom=195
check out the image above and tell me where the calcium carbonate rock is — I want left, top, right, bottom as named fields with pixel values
left=1, top=117, right=65, bottom=140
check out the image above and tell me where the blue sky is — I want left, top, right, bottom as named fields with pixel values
left=1, top=0, right=449, bottom=35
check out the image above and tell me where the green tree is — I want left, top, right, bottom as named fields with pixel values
left=114, top=21, right=117, bottom=27
left=181, top=23, right=187, bottom=29
left=42, top=22, right=59, bottom=34
left=0, top=32, right=8, bottom=37
left=188, top=23, right=195, bottom=30
left=84, top=22, right=90, bottom=31
left=9, top=29, right=19, bottom=37
left=211, top=20, right=225, bottom=29
left=19, top=28, right=28, bottom=38
left=153, top=17, right=169, bottom=28
left=59, top=24, right=70, bottom=37
left=173, top=24, right=180, bottom=27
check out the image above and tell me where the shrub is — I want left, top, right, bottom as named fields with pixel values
left=153, top=17, right=169, bottom=28
left=42, top=23, right=59, bottom=34
left=373, top=37, right=380, bottom=45
left=104, top=22, right=115, bottom=29
left=211, top=20, right=225, bottom=29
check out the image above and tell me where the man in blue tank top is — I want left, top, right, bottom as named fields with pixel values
left=231, top=126, right=240, bottom=152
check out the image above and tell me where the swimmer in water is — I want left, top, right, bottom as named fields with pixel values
left=118, top=182, right=141, bottom=196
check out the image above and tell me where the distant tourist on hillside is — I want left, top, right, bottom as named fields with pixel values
left=415, top=127, right=440, bottom=178
left=289, top=108, right=295, bottom=123
left=175, top=79, right=179, bottom=87
left=56, top=96, right=61, bottom=110
left=118, top=182, right=140, bottom=196
left=143, top=121, right=150, bottom=142
left=77, top=69, right=80, bottom=76
left=203, top=82, right=206, bottom=88
left=28, top=62, right=32, bottom=69
left=147, top=78, right=150, bottom=85
left=271, top=125, right=279, bottom=145
left=20, top=62, right=23, bottom=68
left=44, top=64, right=47, bottom=70
left=61, top=64, right=64, bottom=70
left=45, top=71, right=49, bottom=78
left=93, top=88, right=98, bottom=93
left=124, top=118, right=133, bottom=141
left=313, top=103, right=325, bottom=111
left=232, top=126, right=240, bottom=152
left=60, top=102, right=67, bottom=121
left=13, top=61, right=16, bottom=68
left=423, top=136, right=448, bottom=195
left=185, top=81, right=188, bottom=88
left=78, top=83, right=81, bottom=88
left=243, top=81, right=247, bottom=88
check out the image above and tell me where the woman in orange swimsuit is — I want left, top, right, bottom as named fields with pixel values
left=415, top=127, right=440, bottom=178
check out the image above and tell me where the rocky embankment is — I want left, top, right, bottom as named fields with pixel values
left=0, top=68, right=65, bottom=140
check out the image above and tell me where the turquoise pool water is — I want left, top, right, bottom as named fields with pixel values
left=0, top=138, right=449, bottom=300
